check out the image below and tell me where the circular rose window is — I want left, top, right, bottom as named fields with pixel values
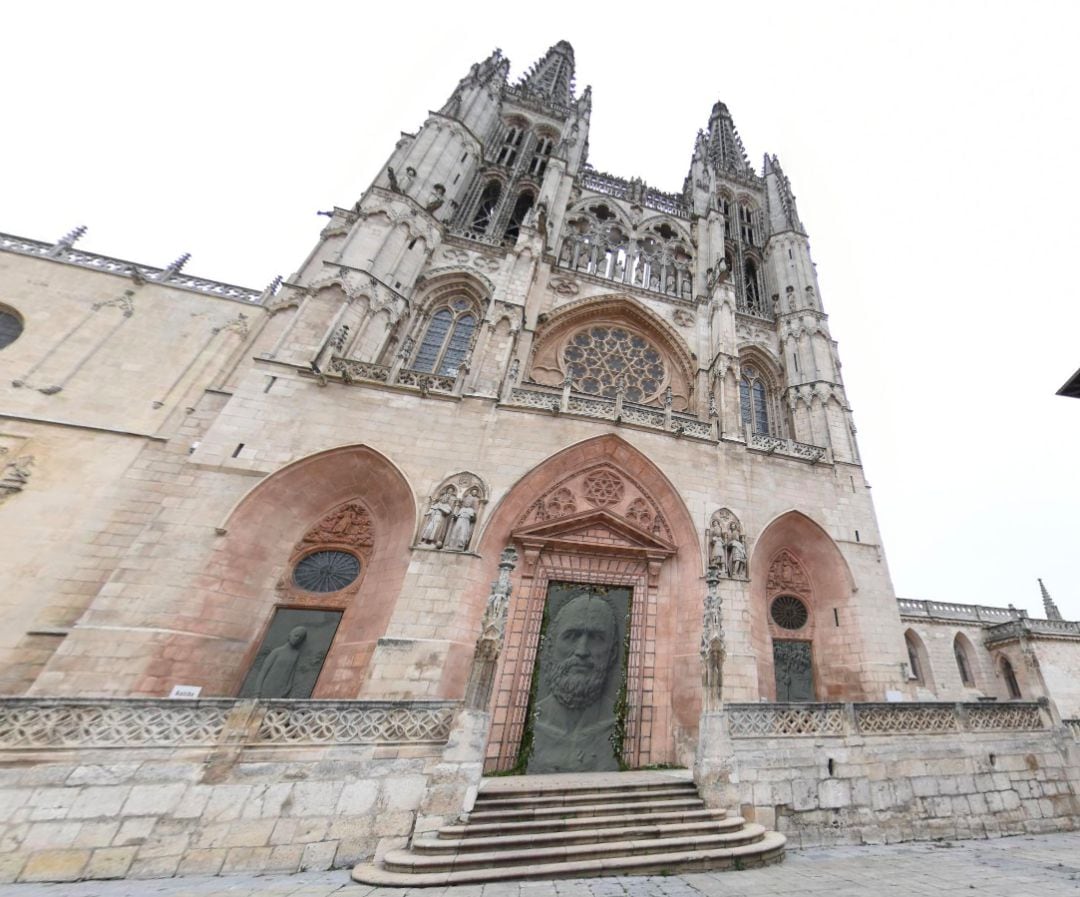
left=293, top=550, right=360, bottom=593
left=563, top=325, right=666, bottom=403
left=770, top=595, right=809, bottom=630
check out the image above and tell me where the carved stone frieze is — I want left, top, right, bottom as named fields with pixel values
left=0, top=454, right=33, bottom=504
left=440, top=247, right=501, bottom=274
left=672, top=308, right=694, bottom=327
left=548, top=276, right=580, bottom=296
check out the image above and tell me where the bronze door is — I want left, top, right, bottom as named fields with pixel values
left=521, top=582, right=631, bottom=774
left=773, top=639, right=813, bottom=702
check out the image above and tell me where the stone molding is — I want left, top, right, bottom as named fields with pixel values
left=0, top=698, right=458, bottom=750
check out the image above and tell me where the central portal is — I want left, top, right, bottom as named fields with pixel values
left=522, top=582, right=631, bottom=774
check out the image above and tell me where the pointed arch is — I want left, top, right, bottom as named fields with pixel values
left=208, top=444, right=417, bottom=699
left=905, top=628, right=934, bottom=689
left=527, top=293, right=697, bottom=410
left=737, top=345, right=786, bottom=437
left=468, top=434, right=701, bottom=770
left=749, top=510, right=865, bottom=701
left=953, top=632, right=977, bottom=687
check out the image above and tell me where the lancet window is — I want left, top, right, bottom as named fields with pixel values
left=529, top=135, right=554, bottom=178
left=954, top=635, right=974, bottom=687
left=1000, top=657, right=1022, bottom=699
left=739, top=364, right=772, bottom=436
left=470, top=180, right=503, bottom=233
left=905, top=631, right=927, bottom=685
left=503, top=190, right=536, bottom=243
left=0, top=308, right=22, bottom=350
left=412, top=298, right=477, bottom=377
left=557, top=204, right=693, bottom=299
left=497, top=126, right=525, bottom=167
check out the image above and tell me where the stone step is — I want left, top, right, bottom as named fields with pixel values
left=465, top=796, right=705, bottom=823
left=473, top=785, right=698, bottom=811
left=478, top=773, right=694, bottom=801
left=386, top=824, right=769, bottom=873
left=438, top=808, right=732, bottom=838
left=417, top=816, right=749, bottom=853
left=352, top=831, right=788, bottom=886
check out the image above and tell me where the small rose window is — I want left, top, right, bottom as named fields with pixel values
left=562, top=325, right=666, bottom=403
left=293, top=550, right=361, bottom=593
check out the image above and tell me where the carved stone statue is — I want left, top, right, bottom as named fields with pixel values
left=700, top=565, right=725, bottom=710
left=445, top=487, right=480, bottom=551
left=0, top=456, right=33, bottom=501
left=419, top=487, right=456, bottom=548
left=707, top=520, right=728, bottom=576
left=728, top=527, right=747, bottom=578
left=254, top=626, right=307, bottom=698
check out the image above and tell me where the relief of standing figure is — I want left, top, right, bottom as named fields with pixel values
left=445, top=487, right=480, bottom=551
left=419, top=487, right=456, bottom=548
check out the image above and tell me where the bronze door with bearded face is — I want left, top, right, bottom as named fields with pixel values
left=521, top=582, right=631, bottom=774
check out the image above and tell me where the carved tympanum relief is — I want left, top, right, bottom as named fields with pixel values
left=707, top=508, right=748, bottom=579
left=277, top=500, right=375, bottom=601
left=517, top=463, right=671, bottom=541
left=417, top=472, right=489, bottom=552
left=767, top=548, right=811, bottom=597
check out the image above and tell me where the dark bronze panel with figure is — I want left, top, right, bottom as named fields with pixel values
left=239, top=608, right=343, bottom=699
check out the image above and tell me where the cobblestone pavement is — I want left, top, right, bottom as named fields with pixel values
left=2, top=832, right=1078, bottom=897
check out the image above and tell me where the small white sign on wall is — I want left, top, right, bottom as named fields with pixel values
left=884, top=689, right=905, bottom=703
left=169, top=685, right=202, bottom=700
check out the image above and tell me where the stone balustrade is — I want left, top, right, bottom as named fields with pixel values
left=985, top=617, right=1080, bottom=645
left=0, top=697, right=458, bottom=750
left=328, top=357, right=458, bottom=395
left=745, top=430, right=829, bottom=464
left=580, top=167, right=691, bottom=219
left=505, top=384, right=714, bottom=440
left=897, top=598, right=1019, bottom=623
left=0, top=232, right=263, bottom=303
left=724, top=700, right=1050, bottom=739
left=1065, top=719, right=1080, bottom=739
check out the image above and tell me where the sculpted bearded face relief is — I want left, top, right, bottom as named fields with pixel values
left=547, top=594, right=618, bottom=709
left=525, top=586, right=629, bottom=775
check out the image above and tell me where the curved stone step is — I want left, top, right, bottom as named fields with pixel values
left=418, top=816, right=749, bottom=853
left=474, top=785, right=697, bottom=810
left=466, top=796, right=704, bottom=822
left=387, top=823, right=769, bottom=872
left=352, top=831, right=788, bottom=886
left=438, top=807, right=731, bottom=838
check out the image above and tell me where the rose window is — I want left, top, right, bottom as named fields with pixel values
left=293, top=550, right=361, bottom=593
left=770, top=595, right=809, bottom=631
left=563, top=326, right=666, bottom=403
left=583, top=469, right=624, bottom=507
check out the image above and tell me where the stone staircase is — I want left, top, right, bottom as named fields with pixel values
left=352, top=770, right=785, bottom=885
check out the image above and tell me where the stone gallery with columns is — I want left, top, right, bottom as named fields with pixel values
left=0, top=41, right=1079, bottom=885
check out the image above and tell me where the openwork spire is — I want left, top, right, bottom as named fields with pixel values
left=1039, top=578, right=1063, bottom=621
left=516, top=40, right=577, bottom=107
left=706, top=101, right=753, bottom=176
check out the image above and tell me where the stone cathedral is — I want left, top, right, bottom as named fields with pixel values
left=0, top=41, right=1079, bottom=885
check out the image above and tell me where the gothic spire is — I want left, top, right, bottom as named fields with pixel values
left=706, top=101, right=753, bottom=177
left=1039, top=578, right=1063, bottom=621
left=764, top=153, right=805, bottom=235
left=516, top=40, right=577, bottom=107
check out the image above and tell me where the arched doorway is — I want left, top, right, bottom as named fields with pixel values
left=472, top=435, right=700, bottom=772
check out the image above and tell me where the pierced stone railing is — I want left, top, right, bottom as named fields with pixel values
left=504, top=384, right=714, bottom=440
left=0, top=232, right=263, bottom=303
left=327, top=357, right=457, bottom=395
left=727, top=703, right=845, bottom=737
left=746, top=430, right=828, bottom=464
left=580, top=167, right=690, bottom=219
left=724, top=701, right=1047, bottom=738
left=0, top=698, right=457, bottom=750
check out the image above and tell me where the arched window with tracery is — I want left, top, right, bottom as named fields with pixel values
left=529, top=134, right=554, bottom=178
left=954, top=634, right=974, bottom=687
left=412, top=298, right=477, bottom=376
left=1000, top=656, right=1022, bottom=699
left=739, top=364, right=772, bottom=435
left=470, top=180, right=502, bottom=233
left=905, top=630, right=931, bottom=686
left=744, top=259, right=765, bottom=316
left=497, top=125, right=525, bottom=167
left=503, top=190, right=536, bottom=243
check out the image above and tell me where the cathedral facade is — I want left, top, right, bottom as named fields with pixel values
left=0, top=41, right=1078, bottom=882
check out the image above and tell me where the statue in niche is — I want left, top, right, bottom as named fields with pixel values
left=707, top=520, right=729, bottom=576
left=419, top=487, right=456, bottom=548
left=254, top=626, right=307, bottom=698
left=445, top=487, right=480, bottom=551
left=728, top=527, right=748, bottom=578
left=708, top=508, right=748, bottom=580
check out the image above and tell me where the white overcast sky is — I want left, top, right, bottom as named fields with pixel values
left=4, top=1, right=1079, bottom=618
